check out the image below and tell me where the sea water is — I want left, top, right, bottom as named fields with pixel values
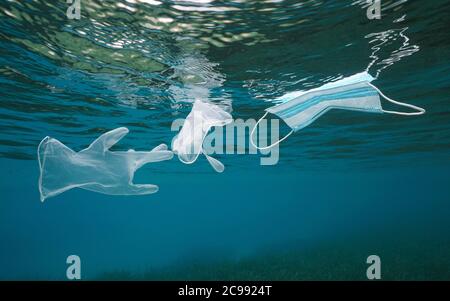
left=0, top=0, right=449, bottom=280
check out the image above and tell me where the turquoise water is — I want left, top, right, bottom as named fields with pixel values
left=1, top=0, right=450, bottom=280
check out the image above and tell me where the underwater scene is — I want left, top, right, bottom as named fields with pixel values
left=0, top=0, right=449, bottom=280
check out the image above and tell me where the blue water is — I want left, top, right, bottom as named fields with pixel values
left=1, top=0, right=450, bottom=280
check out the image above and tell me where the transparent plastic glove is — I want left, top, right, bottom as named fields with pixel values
left=171, top=100, right=232, bottom=173
left=37, top=127, right=173, bottom=202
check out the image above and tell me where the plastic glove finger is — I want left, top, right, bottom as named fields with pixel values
left=204, top=154, right=225, bottom=173
left=196, top=100, right=233, bottom=127
left=88, top=127, right=129, bottom=152
left=144, top=150, right=174, bottom=163
left=154, top=150, right=174, bottom=161
left=151, top=143, right=168, bottom=152
left=134, top=150, right=173, bottom=169
left=128, top=183, right=159, bottom=194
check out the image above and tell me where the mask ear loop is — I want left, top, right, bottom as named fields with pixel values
left=367, top=83, right=426, bottom=115
left=250, top=111, right=294, bottom=150
left=37, top=136, right=50, bottom=202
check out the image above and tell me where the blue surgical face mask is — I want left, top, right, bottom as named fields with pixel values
left=251, top=72, right=425, bottom=150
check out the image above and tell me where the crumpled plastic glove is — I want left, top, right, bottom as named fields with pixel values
left=37, top=127, right=173, bottom=202
left=171, top=100, right=232, bottom=173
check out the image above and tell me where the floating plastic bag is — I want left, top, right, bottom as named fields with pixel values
left=172, top=100, right=232, bottom=173
left=38, top=127, right=173, bottom=202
